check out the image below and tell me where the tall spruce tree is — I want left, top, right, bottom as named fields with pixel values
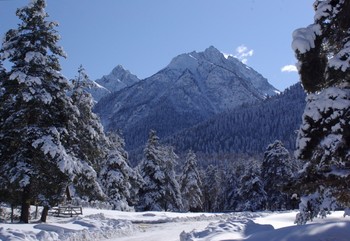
left=261, top=140, right=295, bottom=210
left=202, top=165, right=220, bottom=212
left=0, top=0, right=98, bottom=222
left=180, top=150, right=203, bottom=212
left=293, top=0, right=350, bottom=223
left=69, top=65, right=106, bottom=201
left=0, top=59, right=5, bottom=82
left=137, top=130, right=165, bottom=211
left=137, top=130, right=182, bottom=211
left=99, top=132, right=138, bottom=211
left=160, top=146, right=183, bottom=211
left=222, top=162, right=244, bottom=211
left=235, top=160, right=266, bottom=212
left=0, top=59, right=5, bottom=99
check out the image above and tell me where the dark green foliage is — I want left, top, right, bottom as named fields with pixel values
left=137, top=130, right=183, bottom=211
left=180, top=150, right=203, bottom=212
left=294, top=1, right=350, bottom=92
left=99, top=132, right=139, bottom=211
left=202, top=165, right=221, bottom=212
left=235, top=160, right=266, bottom=212
left=0, top=0, right=105, bottom=222
left=261, top=140, right=296, bottom=210
left=293, top=0, right=350, bottom=223
left=166, top=83, right=305, bottom=156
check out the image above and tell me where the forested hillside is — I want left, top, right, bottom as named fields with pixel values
left=165, top=83, right=306, bottom=156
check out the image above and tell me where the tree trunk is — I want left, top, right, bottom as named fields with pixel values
left=40, top=206, right=49, bottom=222
left=20, top=187, right=31, bottom=223
left=11, top=205, right=14, bottom=223
left=66, top=186, right=72, bottom=202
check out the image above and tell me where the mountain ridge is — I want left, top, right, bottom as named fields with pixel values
left=94, top=46, right=280, bottom=153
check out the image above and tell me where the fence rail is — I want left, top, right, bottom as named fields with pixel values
left=50, top=206, right=82, bottom=217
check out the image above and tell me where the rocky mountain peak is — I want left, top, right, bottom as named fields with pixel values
left=94, top=46, right=279, bottom=152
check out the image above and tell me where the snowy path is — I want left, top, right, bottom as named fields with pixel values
left=2, top=209, right=350, bottom=241
left=109, top=220, right=213, bottom=241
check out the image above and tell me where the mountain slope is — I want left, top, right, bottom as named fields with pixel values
left=165, top=83, right=306, bottom=156
left=94, top=46, right=279, bottom=151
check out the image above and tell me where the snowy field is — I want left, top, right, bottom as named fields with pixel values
left=1, top=208, right=350, bottom=241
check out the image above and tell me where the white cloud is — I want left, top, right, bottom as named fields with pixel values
left=234, top=45, right=254, bottom=64
left=281, top=65, right=298, bottom=72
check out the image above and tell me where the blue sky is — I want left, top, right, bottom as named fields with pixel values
left=0, top=0, right=314, bottom=90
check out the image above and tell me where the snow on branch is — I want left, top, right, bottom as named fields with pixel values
left=292, top=24, right=321, bottom=54
left=328, top=41, right=350, bottom=72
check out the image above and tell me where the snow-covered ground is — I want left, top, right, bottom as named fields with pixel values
left=1, top=208, right=350, bottom=241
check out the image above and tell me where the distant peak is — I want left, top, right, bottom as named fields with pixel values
left=110, top=65, right=132, bottom=76
left=204, top=46, right=221, bottom=54
left=113, top=65, right=126, bottom=71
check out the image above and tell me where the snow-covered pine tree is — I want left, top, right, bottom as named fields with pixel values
left=108, top=130, right=142, bottom=207
left=137, top=130, right=165, bottom=211
left=0, top=59, right=5, bottom=81
left=235, top=160, right=266, bottom=212
left=292, top=0, right=350, bottom=223
left=160, top=146, right=183, bottom=211
left=99, top=132, right=137, bottom=211
left=222, top=161, right=244, bottom=211
left=137, top=130, right=182, bottom=211
left=202, top=165, right=220, bottom=212
left=180, top=150, right=203, bottom=212
left=261, top=140, right=295, bottom=210
left=69, top=65, right=106, bottom=201
left=0, top=59, right=5, bottom=101
left=0, top=0, right=98, bottom=223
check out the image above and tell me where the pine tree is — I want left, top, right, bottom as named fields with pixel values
left=137, top=130, right=182, bottom=211
left=293, top=1, right=350, bottom=222
left=292, top=0, right=350, bottom=92
left=69, top=65, right=106, bottom=201
left=0, top=59, right=6, bottom=108
left=0, top=59, right=5, bottom=83
left=0, top=0, right=98, bottom=222
left=180, top=150, right=203, bottom=212
left=236, top=160, right=266, bottom=212
left=99, top=132, right=136, bottom=211
left=160, top=146, right=183, bottom=211
left=202, top=165, right=220, bottom=212
left=222, top=162, right=243, bottom=211
left=261, top=140, right=295, bottom=210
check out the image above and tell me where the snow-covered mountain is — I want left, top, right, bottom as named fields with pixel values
left=94, top=46, right=279, bottom=151
left=89, top=65, right=140, bottom=101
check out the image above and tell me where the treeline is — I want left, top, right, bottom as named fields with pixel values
left=133, top=131, right=301, bottom=213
